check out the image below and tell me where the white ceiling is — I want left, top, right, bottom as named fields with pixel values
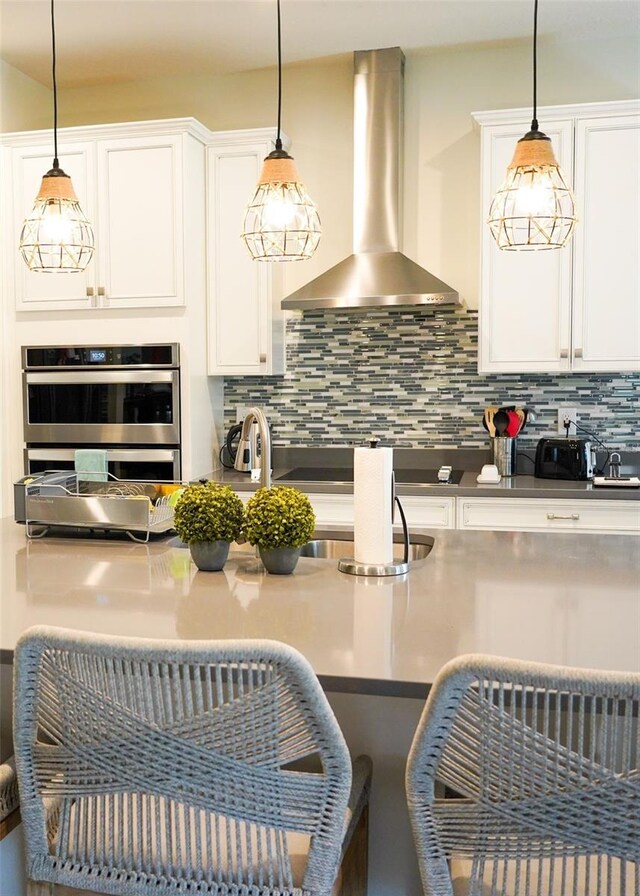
left=1, top=0, right=638, bottom=88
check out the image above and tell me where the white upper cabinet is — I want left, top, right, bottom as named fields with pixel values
left=474, top=101, right=640, bottom=374
left=95, top=135, right=184, bottom=308
left=572, top=115, right=640, bottom=371
left=4, top=119, right=208, bottom=311
left=12, top=141, right=96, bottom=309
left=206, top=130, right=285, bottom=376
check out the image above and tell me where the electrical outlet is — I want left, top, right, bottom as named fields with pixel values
left=557, top=406, right=577, bottom=436
left=235, top=406, right=249, bottom=423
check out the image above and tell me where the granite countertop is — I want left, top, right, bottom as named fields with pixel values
left=2, top=517, right=638, bottom=697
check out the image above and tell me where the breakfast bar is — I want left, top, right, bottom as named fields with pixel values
left=2, top=517, right=638, bottom=689
left=1, top=517, right=639, bottom=894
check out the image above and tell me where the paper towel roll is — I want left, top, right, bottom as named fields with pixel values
left=353, top=445, right=394, bottom=565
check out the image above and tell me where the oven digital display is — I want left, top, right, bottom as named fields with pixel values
left=89, top=349, right=107, bottom=364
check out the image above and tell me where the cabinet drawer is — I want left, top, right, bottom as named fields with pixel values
left=306, top=493, right=354, bottom=527
left=306, top=493, right=455, bottom=530
left=458, top=497, right=640, bottom=534
left=397, top=495, right=456, bottom=530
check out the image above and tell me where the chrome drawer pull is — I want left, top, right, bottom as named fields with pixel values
left=560, top=348, right=569, bottom=359
left=574, top=348, right=583, bottom=359
left=259, top=353, right=267, bottom=363
left=547, top=513, right=580, bottom=521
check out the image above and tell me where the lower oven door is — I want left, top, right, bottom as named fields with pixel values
left=25, top=447, right=181, bottom=482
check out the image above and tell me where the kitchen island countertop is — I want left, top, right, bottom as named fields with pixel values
left=2, top=517, right=638, bottom=697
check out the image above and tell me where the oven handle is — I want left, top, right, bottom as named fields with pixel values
left=26, top=448, right=179, bottom=462
left=25, top=371, right=176, bottom=385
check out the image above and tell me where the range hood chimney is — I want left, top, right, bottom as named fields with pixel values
left=282, top=47, right=459, bottom=312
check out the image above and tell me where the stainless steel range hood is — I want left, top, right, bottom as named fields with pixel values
left=282, top=47, right=459, bottom=312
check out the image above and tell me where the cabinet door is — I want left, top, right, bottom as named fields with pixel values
left=303, top=493, right=456, bottom=530
left=572, top=115, right=640, bottom=371
left=457, top=496, right=640, bottom=534
left=96, top=135, right=184, bottom=307
left=207, top=141, right=284, bottom=376
left=13, top=142, right=96, bottom=311
left=479, top=120, right=574, bottom=373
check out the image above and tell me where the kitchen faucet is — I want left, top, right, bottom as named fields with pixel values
left=234, top=407, right=272, bottom=489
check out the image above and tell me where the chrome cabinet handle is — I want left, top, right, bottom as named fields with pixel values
left=86, top=287, right=94, bottom=297
left=259, top=353, right=267, bottom=363
left=574, top=348, right=583, bottom=359
left=560, top=348, right=569, bottom=359
left=97, top=286, right=106, bottom=297
left=547, top=513, right=580, bottom=521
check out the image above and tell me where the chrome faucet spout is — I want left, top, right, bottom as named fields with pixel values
left=234, top=407, right=272, bottom=489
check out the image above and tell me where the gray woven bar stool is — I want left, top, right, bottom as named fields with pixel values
left=14, top=626, right=371, bottom=896
left=0, top=755, right=20, bottom=829
left=406, top=654, right=640, bottom=896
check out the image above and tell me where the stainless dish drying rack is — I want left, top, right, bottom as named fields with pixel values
left=22, top=471, right=180, bottom=542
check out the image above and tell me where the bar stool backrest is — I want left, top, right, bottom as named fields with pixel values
left=406, top=653, right=640, bottom=896
left=14, top=626, right=352, bottom=896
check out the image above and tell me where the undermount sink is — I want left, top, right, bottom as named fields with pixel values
left=232, top=529, right=434, bottom=564
left=301, top=529, right=433, bottom=563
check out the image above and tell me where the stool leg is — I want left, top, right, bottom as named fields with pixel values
left=338, top=804, right=369, bottom=896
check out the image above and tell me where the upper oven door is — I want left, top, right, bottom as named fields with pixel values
left=23, top=369, right=180, bottom=445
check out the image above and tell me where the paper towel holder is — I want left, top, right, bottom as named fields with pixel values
left=338, top=487, right=411, bottom=577
left=337, top=557, right=410, bottom=576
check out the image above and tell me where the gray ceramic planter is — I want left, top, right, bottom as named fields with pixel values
left=258, top=545, right=301, bottom=575
left=189, top=540, right=230, bottom=571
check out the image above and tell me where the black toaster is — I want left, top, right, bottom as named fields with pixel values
left=534, top=438, right=595, bottom=481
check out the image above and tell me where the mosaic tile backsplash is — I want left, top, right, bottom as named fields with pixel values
left=224, top=308, right=639, bottom=451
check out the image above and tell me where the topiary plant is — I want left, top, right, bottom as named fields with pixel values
left=244, top=486, right=316, bottom=550
left=173, top=481, right=244, bottom=545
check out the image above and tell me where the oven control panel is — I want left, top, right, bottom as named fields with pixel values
left=23, top=344, right=179, bottom=369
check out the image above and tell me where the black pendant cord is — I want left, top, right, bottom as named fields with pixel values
left=531, top=0, right=539, bottom=132
left=275, top=0, right=283, bottom=152
left=51, top=0, right=59, bottom=168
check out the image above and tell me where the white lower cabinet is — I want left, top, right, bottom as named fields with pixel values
left=306, top=493, right=456, bottom=530
left=457, top=497, right=640, bottom=535
left=239, top=488, right=637, bottom=536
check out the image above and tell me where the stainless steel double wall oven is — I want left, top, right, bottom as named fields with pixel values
left=22, top=343, right=181, bottom=481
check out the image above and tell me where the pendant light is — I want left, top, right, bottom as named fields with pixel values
left=488, top=0, right=577, bottom=250
left=241, top=0, right=321, bottom=261
left=19, top=0, right=94, bottom=272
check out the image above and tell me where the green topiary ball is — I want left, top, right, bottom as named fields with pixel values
left=173, top=482, right=244, bottom=545
left=244, top=486, right=316, bottom=550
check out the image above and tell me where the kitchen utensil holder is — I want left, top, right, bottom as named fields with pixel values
left=490, top=437, right=517, bottom=477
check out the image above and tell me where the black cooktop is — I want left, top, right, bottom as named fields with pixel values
left=274, top=467, right=464, bottom=485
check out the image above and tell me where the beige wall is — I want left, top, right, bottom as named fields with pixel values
left=0, top=59, right=51, bottom=131
left=32, top=31, right=639, bottom=308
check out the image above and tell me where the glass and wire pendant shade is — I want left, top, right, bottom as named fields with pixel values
left=19, top=0, right=94, bottom=272
left=241, top=0, right=321, bottom=261
left=488, top=0, right=577, bottom=250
